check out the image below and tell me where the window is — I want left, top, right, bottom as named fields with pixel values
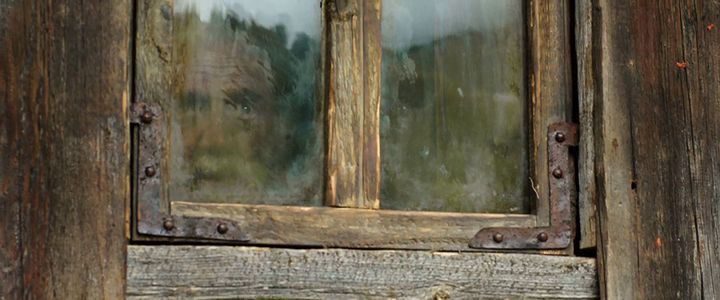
left=132, top=0, right=573, bottom=252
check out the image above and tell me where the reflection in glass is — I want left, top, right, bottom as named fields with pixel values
left=170, top=0, right=323, bottom=206
left=381, top=0, right=528, bottom=213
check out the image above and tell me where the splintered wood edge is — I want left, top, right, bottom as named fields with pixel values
left=127, top=245, right=598, bottom=299
left=171, top=202, right=537, bottom=251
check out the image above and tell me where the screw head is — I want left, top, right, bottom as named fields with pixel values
left=145, top=166, right=156, bottom=177
left=141, top=111, right=153, bottom=124
left=537, top=232, right=549, bottom=242
left=217, top=223, right=229, bottom=234
left=162, top=219, right=175, bottom=231
left=552, top=168, right=564, bottom=179
left=492, top=233, right=504, bottom=243
left=555, top=132, right=566, bottom=143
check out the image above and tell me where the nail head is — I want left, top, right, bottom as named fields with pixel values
left=552, top=168, right=563, bottom=179
left=145, top=166, right=156, bottom=177
left=162, top=219, right=174, bottom=231
left=537, top=232, right=549, bottom=242
left=217, top=223, right=229, bottom=234
left=493, top=233, right=504, bottom=243
left=141, top=111, right=153, bottom=124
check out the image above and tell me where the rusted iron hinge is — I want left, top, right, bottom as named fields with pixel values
left=131, top=102, right=249, bottom=241
left=469, top=122, right=578, bottom=250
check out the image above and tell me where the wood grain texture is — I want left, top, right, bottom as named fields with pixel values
left=362, top=0, right=382, bottom=211
left=173, top=201, right=535, bottom=251
left=0, top=0, right=130, bottom=298
left=593, top=0, right=638, bottom=295
left=595, top=0, right=720, bottom=298
left=576, top=0, right=597, bottom=250
left=127, top=245, right=598, bottom=299
left=325, top=0, right=381, bottom=209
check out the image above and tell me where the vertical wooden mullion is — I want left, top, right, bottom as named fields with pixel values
left=529, top=0, right=573, bottom=226
left=135, top=0, right=174, bottom=219
left=325, top=0, right=381, bottom=209
left=363, top=0, right=382, bottom=209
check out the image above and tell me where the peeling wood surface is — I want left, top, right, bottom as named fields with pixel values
left=0, top=0, right=130, bottom=298
left=127, top=245, right=598, bottom=299
left=325, top=0, right=382, bottom=209
left=595, top=0, right=720, bottom=298
left=173, top=201, right=535, bottom=251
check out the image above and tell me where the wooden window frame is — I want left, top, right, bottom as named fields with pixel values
left=132, top=0, right=573, bottom=252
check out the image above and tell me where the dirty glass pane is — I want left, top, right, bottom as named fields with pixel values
left=169, top=0, right=323, bottom=206
left=380, top=0, right=528, bottom=213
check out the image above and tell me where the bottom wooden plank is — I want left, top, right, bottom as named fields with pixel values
left=127, top=246, right=597, bottom=299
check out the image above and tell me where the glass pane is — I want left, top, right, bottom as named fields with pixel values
left=380, top=0, right=528, bottom=213
left=170, top=0, right=323, bottom=206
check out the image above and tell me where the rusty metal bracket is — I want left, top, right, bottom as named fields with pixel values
left=131, top=102, right=250, bottom=241
left=469, top=122, right=578, bottom=250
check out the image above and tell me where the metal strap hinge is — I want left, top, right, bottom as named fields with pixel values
left=469, top=122, right=578, bottom=250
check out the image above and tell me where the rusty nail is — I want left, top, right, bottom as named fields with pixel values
left=145, top=166, right=156, bottom=177
left=537, top=232, right=549, bottom=242
left=552, top=168, right=563, bottom=179
left=555, top=132, right=566, bottom=143
left=217, top=223, right=229, bottom=234
left=492, top=233, right=504, bottom=243
left=162, top=218, right=175, bottom=231
left=141, top=111, right=153, bottom=124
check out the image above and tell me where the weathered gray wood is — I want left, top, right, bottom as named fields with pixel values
left=593, top=28, right=638, bottom=300
left=325, top=0, right=381, bottom=209
left=593, top=1, right=639, bottom=296
left=127, top=245, right=598, bottom=299
left=0, top=0, right=130, bottom=298
left=576, top=0, right=597, bottom=250
left=173, top=202, right=536, bottom=251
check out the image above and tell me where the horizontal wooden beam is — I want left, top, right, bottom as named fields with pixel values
left=127, top=246, right=598, bottom=299
left=171, top=202, right=536, bottom=251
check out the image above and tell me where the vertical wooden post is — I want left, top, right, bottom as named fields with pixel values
left=595, top=0, right=720, bottom=297
left=0, top=0, right=131, bottom=298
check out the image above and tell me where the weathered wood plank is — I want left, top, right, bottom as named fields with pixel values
left=0, top=0, right=130, bottom=298
left=0, top=4, right=22, bottom=288
left=683, top=2, right=720, bottom=296
left=173, top=202, right=535, bottom=251
left=529, top=0, right=574, bottom=227
left=362, top=0, right=382, bottom=210
left=325, top=0, right=381, bottom=209
left=127, top=245, right=598, bottom=299
left=595, top=0, right=720, bottom=298
left=576, top=0, right=597, bottom=250
left=593, top=6, right=639, bottom=295
left=0, top=0, right=22, bottom=292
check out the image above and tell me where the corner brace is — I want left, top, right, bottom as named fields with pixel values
left=131, top=102, right=249, bottom=241
left=469, top=122, right=578, bottom=250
